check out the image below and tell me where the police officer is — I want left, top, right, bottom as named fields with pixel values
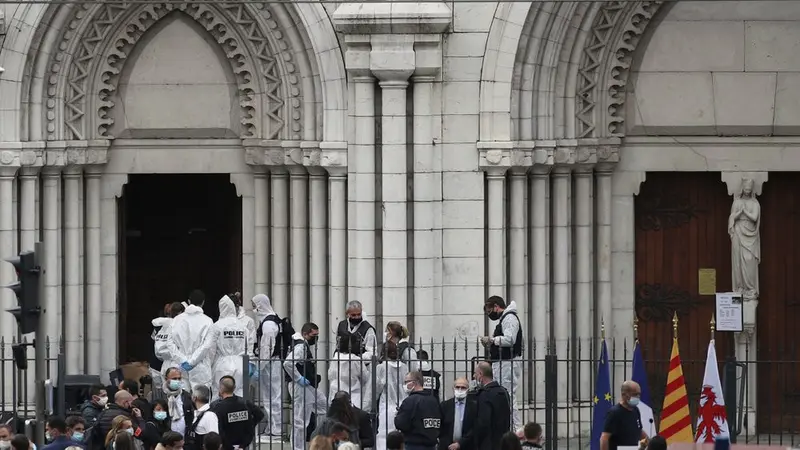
left=480, top=295, right=523, bottom=430
left=211, top=376, right=264, bottom=450
left=394, top=371, right=441, bottom=450
left=335, top=301, right=377, bottom=360
left=417, top=350, right=441, bottom=398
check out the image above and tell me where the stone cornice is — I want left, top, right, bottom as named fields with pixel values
left=477, top=138, right=620, bottom=174
left=244, top=139, right=348, bottom=175
left=0, top=140, right=110, bottom=169
left=332, top=2, right=451, bottom=35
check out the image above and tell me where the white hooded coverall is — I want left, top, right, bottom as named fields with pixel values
left=253, top=294, right=283, bottom=436
left=491, top=300, right=524, bottom=430
left=211, top=295, right=251, bottom=398
left=151, top=317, right=175, bottom=389
left=328, top=352, right=372, bottom=412
left=374, top=359, right=409, bottom=450
left=284, top=333, right=327, bottom=450
left=168, top=304, right=215, bottom=391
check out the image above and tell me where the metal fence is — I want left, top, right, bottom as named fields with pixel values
left=1, top=336, right=799, bottom=449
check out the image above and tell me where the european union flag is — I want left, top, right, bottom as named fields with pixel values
left=591, top=339, right=613, bottom=450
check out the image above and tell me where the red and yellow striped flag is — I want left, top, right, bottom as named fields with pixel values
left=660, top=337, right=694, bottom=443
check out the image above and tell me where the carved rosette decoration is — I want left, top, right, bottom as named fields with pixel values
left=46, top=2, right=302, bottom=141
left=576, top=1, right=663, bottom=138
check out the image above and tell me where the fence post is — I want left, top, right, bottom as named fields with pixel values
left=544, top=352, right=557, bottom=450
left=56, top=351, right=65, bottom=418
left=723, top=356, right=738, bottom=443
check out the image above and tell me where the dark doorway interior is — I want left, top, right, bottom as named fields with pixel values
left=119, top=174, right=242, bottom=363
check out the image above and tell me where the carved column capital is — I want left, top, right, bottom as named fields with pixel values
left=320, top=141, right=348, bottom=177
left=721, top=172, right=769, bottom=196
left=477, top=141, right=513, bottom=174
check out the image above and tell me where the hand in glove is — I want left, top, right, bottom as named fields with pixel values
left=296, top=377, right=311, bottom=387
left=180, top=362, right=194, bottom=372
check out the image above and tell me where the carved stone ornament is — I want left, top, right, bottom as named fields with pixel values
left=319, top=141, right=348, bottom=172
left=728, top=178, right=761, bottom=302
left=477, top=142, right=513, bottom=171
left=635, top=283, right=701, bottom=323
left=48, top=2, right=300, bottom=141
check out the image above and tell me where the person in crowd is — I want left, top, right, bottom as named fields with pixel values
left=518, top=422, right=543, bottom=448
left=417, top=351, right=440, bottom=398
left=156, top=367, right=196, bottom=437
left=385, top=322, right=418, bottom=371
left=252, top=293, right=284, bottom=438
left=645, top=435, right=666, bottom=450
left=185, top=385, right=219, bottom=450
left=387, top=431, right=404, bottom=450
left=120, top=379, right=153, bottom=421
left=284, top=323, right=326, bottom=450
left=168, top=289, right=215, bottom=391
left=394, top=371, right=441, bottom=450
left=96, top=392, right=144, bottom=442
left=211, top=376, right=263, bottom=450
left=210, top=295, right=251, bottom=398
left=600, top=381, right=647, bottom=450
left=308, top=436, right=332, bottom=450
left=336, top=301, right=377, bottom=360
left=473, top=362, right=511, bottom=450
left=480, top=296, right=523, bottom=431
left=328, top=336, right=372, bottom=412
left=42, top=417, right=73, bottom=450
left=498, top=432, right=522, bottom=450
left=65, top=417, right=86, bottom=445
left=108, top=430, right=139, bottom=450
left=336, top=443, right=358, bottom=450
left=104, top=416, right=142, bottom=450
left=0, top=424, right=13, bottom=448
left=10, top=435, right=30, bottom=450
left=439, top=377, right=476, bottom=450
left=139, top=399, right=171, bottom=450
left=375, top=340, right=410, bottom=450
left=154, top=432, right=183, bottom=450
left=153, top=303, right=186, bottom=392
left=200, top=433, right=221, bottom=450
left=310, top=391, right=374, bottom=448
left=80, top=385, right=108, bottom=427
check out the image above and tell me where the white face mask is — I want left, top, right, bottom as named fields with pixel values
left=453, top=389, right=468, bottom=400
left=404, top=383, right=415, bottom=393
left=97, top=396, right=108, bottom=406
left=0, top=440, right=11, bottom=449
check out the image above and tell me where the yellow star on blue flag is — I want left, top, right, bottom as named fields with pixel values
left=591, top=339, right=613, bottom=450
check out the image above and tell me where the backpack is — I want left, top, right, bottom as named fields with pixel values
left=255, top=315, right=296, bottom=359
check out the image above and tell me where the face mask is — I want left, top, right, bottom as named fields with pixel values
left=45, top=433, right=52, bottom=443
left=348, top=317, right=362, bottom=326
left=487, top=311, right=502, bottom=321
left=71, top=432, right=84, bottom=442
left=454, top=389, right=467, bottom=400
left=154, top=411, right=168, bottom=421
left=125, top=429, right=134, bottom=436
left=169, top=380, right=182, bottom=391
left=97, top=396, right=108, bottom=406
left=0, top=440, right=11, bottom=449
left=469, top=379, right=481, bottom=390
left=405, top=383, right=415, bottom=393
left=628, top=397, right=640, bottom=407
left=307, top=336, right=318, bottom=346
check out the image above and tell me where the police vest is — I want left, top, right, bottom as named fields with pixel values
left=336, top=320, right=374, bottom=355
left=289, top=339, right=319, bottom=388
left=489, top=311, right=523, bottom=361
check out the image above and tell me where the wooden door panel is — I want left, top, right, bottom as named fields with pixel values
left=634, top=172, right=732, bottom=423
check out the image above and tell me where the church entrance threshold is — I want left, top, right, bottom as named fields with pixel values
left=118, top=174, right=242, bottom=363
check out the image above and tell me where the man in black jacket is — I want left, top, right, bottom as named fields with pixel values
left=94, top=391, right=145, bottom=444
left=472, top=362, right=511, bottom=450
left=438, top=377, right=476, bottom=450
left=120, top=379, right=153, bottom=421
left=395, top=371, right=441, bottom=450
left=212, top=376, right=264, bottom=450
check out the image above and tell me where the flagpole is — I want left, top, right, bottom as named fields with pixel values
left=673, top=311, right=679, bottom=340
left=633, top=313, right=639, bottom=343
left=601, top=318, right=605, bottom=340
left=710, top=314, right=716, bottom=343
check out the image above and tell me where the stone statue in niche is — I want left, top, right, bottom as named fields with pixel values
left=728, top=178, right=761, bottom=301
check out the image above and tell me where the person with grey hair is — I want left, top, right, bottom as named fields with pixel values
left=335, top=300, right=377, bottom=360
left=184, top=385, right=218, bottom=450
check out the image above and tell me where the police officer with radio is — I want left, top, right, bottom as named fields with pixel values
left=394, top=371, right=441, bottom=450
left=211, top=376, right=264, bottom=450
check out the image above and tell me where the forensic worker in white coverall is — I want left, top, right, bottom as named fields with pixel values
left=328, top=339, right=372, bottom=412
left=168, top=291, right=215, bottom=391
left=211, top=295, right=253, bottom=398
left=481, top=295, right=524, bottom=431
left=284, top=323, right=327, bottom=450
left=253, top=294, right=283, bottom=437
left=152, top=302, right=186, bottom=391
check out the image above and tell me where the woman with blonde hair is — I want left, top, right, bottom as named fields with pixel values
left=384, top=321, right=418, bottom=371
left=104, top=416, right=143, bottom=450
left=308, top=436, right=332, bottom=450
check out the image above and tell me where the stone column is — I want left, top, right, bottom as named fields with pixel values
left=529, top=165, right=550, bottom=405
left=100, top=174, right=127, bottom=383
left=19, top=167, right=39, bottom=251
left=253, top=168, right=270, bottom=296
left=349, top=75, right=377, bottom=320
left=0, top=167, right=17, bottom=345
left=486, top=168, right=507, bottom=298
left=551, top=167, right=571, bottom=358
left=270, top=168, right=290, bottom=316
left=321, top=140, right=347, bottom=345
left=595, top=167, right=613, bottom=334
left=508, top=168, right=527, bottom=330
left=63, top=166, right=84, bottom=373
left=231, top=173, right=255, bottom=303
left=308, top=164, right=328, bottom=382
left=574, top=166, right=594, bottom=394
left=42, top=168, right=62, bottom=356
left=289, top=163, right=309, bottom=325
left=85, top=167, right=102, bottom=375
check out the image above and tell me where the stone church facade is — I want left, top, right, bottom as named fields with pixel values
left=1, top=0, right=799, bottom=432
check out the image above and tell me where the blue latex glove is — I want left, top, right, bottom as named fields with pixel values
left=297, top=377, right=311, bottom=387
left=180, top=362, right=193, bottom=372
left=248, top=362, right=258, bottom=379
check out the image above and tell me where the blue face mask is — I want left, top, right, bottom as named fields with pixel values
left=71, top=432, right=84, bottom=442
left=628, top=397, right=640, bottom=407
left=169, top=380, right=182, bottom=391
left=154, top=411, right=168, bottom=421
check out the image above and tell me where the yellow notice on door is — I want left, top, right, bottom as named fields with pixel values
left=698, top=268, right=716, bottom=295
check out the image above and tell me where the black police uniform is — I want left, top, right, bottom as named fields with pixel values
left=394, top=390, right=442, bottom=450
left=212, top=395, right=265, bottom=450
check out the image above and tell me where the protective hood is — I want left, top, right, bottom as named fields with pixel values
left=503, top=300, right=519, bottom=317
left=292, top=332, right=303, bottom=341
left=219, top=295, right=236, bottom=319
left=184, top=304, right=205, bottom=315
left=252, top=294, right=276, bottom=317
left=152, top=317, right=172, bottom=328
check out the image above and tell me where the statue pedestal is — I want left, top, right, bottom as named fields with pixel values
left=735, top=299, right=758, bottom=435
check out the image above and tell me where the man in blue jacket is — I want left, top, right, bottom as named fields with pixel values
left=395, top=371, right=441, bottom=450
left=42, top=417, right=85, bottom=450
